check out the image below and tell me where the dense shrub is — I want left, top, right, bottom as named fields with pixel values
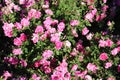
left=0, top=0, right=120, bottom=80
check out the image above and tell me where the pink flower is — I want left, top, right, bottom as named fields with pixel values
left=19, top=0, right=26, bottom=4
left=52, top=20, right=58, bottom=25
left=70, top=48, right=78, bottom=56
left=32, top=74, right=41, bottom=80
left=48, top=28, right=56, bottom=34
left=51, top=71, right=64, bottom=80
left=13, top=5, right=20, bottom=11
left=99, top=39, right=106, bottom=47
left=82, top=27, right=89, bottom=35
left=45, top=9, right=53, bottom=15
left=70, top=20, right=79, bottom=26
left=118, top=64, right=120, bottom=72
left=57, top=22, right=65, bottom=32
left=43, top=17, right=52, bottom=30
left=42, top=4, right=49, bottom=9
left=2, top=23, right=14, bottom=37
left=105, top=62, right=112, bottom=69
left=75, top=70, right=87, bottom=79
left=20, top=33, right=27, bottom=42
left=99, top=53, right=108, bottom=61
left=3, top=71, right=12, bottom=80
left=12, top=48, right=22, bottom=55
left=28, top=9, right=36, bottom=19
left=35, top=25, right=44, bottom=34
left=40, top=33, right=47, bottom=41
left=106, top=39, right=113, bottom=47
left=79, top=56, right=84, bottom=62
left=103, top=0, right=107, bottom=3
left=102, top=5, right=108, bottom=12
left=14, top=22, right=22, bottom=30
left=107, top=77, right=116, bottom=80
left=55, top=41, right=63, bottom=50
left=71, top=29, right=78, bottom=37
left=34, top=61, right=40, bottom=68
left=85, top=12, right=94, bottom=22
left=43, top=66, right=51, bottom=74
left=8, top=57, right=19, bottom=65
left=85, top=75, right=92, bottom=80
left=86, top=0, right=94, bottom=5
left=31, top=33, right=39, bottom=43
left=28, top=9, right=41, bottom=19
left=50, top=33, right=60, bottom=43
left=111, top=48, right=119, bottom=56
left=25, top=0, right=35, bottom=8
left=21, top=18, right=30, bottom=27
left=87, top=63, right=98, bottom=73
left=20, top=59, right=27, bottom=67
left=34, top=11, right=41, bottom=19
left=14, top=37, right=22, bottom=46
left=64, top=40, right=71, bottom=48
left=86, top=33, right=94, bottom=40
left=71, top=64, right=78, bottom=71
left=42, top=50, right=53, bottom=59
left=117, top=40, right=120, bottom=45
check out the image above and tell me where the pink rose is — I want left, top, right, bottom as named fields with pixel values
left=35, top=25, right=44, bottom=34
left=86, top=33, right=94, bottom=40
left=57, top=22, right=65, bottom=32
left=14, top=22, right=22, bottom=30
left=111, top=48, right=118, bottom=56
left=34, top=11, right=41, bottom=19
left=21, top=18, right=30, bottom=27
left=19, top=0, right=26, bottom=5
left=118, top=64, right=120, bottom=72
left=71, top=64, right=78, bottom=71
left=103, top=0, right=107, bottom=3
left=20, top=59, right=27, bottom=67
left=42, top=50, right=53, bottom=59
left=70, top=20, right=79, bottom=26
left=50, top=33, right=60, bottom=43
left=99, top=39, right=106, bottom=47
left=105, top=62, right=112, bottom=69
left=3, top=71, right=12, bottom=80
left=71, top=29, right=78, bottom=37
left=31, top=33, right=39, bottom=43
left=82, top=27, right=89, bottom=35
left=86, top=0, right=94, bottom=5
left=117, top=40, right=120, bottom=45
left=99, top=53, right=108, bottom=61
left=45, top=9, right=53, bottom=15
left=32, top=74, right=41, bottom=80
left=85, top=75, right=92, bottom=80
left=2, top=23, right=14, bottom=37
left=20, top=33, right=27, bottom=42
left=107, top=77, right=116, bottom=80
left=106, top=39, right=113, bottom=47
left=8, top=57, right=19, bottom=65
left=64, top=40, right=71, bottom=48
left=87, top=63, right=98, bottom=73
left=55, top=41, right=63, bottom=50
left=28, top=9, right=36, bottom=19
left=13, top=37, right=22, bottom=46
left=12, top=48, right=22, bottom=55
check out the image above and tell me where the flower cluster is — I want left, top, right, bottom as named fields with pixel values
left=0, top=0, right=120, bottom=80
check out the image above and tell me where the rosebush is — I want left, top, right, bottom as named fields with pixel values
left=0, top=0, right=120, bottom=80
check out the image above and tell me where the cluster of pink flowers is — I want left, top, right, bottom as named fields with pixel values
left=51, top=59, right=71, bottom=80
left=13, top=33, right=27, bottom=46
left=99, top=39, right=113, bottom=47
left=1, top=0, right=120, bottom=79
